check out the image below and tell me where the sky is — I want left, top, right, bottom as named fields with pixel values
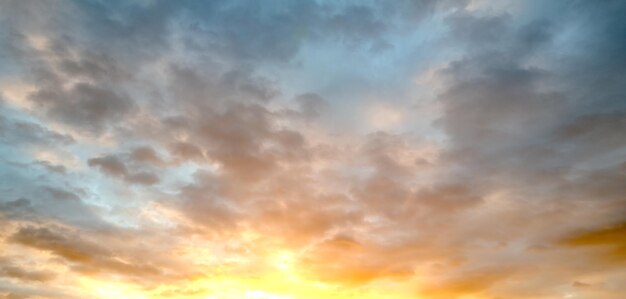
left=0, top=0, right=626, bottom=298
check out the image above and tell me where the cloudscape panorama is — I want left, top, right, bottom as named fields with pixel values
left=1, top=1, right=626, bottom=298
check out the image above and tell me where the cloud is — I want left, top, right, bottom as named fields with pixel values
left=29, top=82, right=136, bottom=135
left=298, top=234, right=415, bottom=285
left=87, top=155, right=128, bottom=178
left=419, top=267, right=514, bottom=298
left=129, top=146, right=164, bottom=165
left=562, top=222, right=626, bottom=264
left=0, top=0, right=626, bottom=298
left=295, top=93, right=327, bottom=120
left=88, top=155, right=160, bottom=186
left=0, top=259, right=56, bottom=283
left=7, top=225, right=173, bottom=282
left=168, top=142, right=204, bottom=162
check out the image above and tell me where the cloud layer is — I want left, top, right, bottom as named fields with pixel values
left=1, top=0, right=625, bottom=298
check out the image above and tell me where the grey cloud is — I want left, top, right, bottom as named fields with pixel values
left=44, top=186, right=81, bottom=202
left=87, top=155, right=128, bottom=178
left=414, top=184, right=481, bottom=213
left=88, top=155, right=160, bottom=186
left=0, top=260, right=55, bottom=283
left=296, top=93, right=328, bottom=120
left=189, top=103, right=301, bottom=182
left=169, top=65, right=279, bottom=109
left=126, top=172, right=160, bottom=186
left=172, top=0, right=435, bottom=64
left=3, top=0, right=463, bottom=142
left=164, top=64, right=280, bottom=119
left=0, top=185, right=105, bottom=229
left=56, top=48, right=128, bottom=82
left=447, top=12, right=510, bottom=50
left=129, top=146, right=163, bottom=165
left=555, top=112, right=626, bottom=161
left=180, top=1, right=318, bottom=63
left=0, top=199, right=34, bottom=221
left=9, top=226, right=109, bottom=263
left=220, top=69, right=280, bottom=102
left=425, top=7, right=626, bottom=291
left=325, top=4, right=388, bottom=46
left=176, top=171, right=240, bottom=229
left=362, top=132, right=419, bottom=178
left=0, top=106, right=74, bottom=147
left=394, top=0, right=468, bottom=21
left=40, top=187, right=105, bottom=227
left=168, top=142, right=204, bottom=161
left=87, top=153, right=158, bottom=184
left=439, top=66, right=565, bottom=159
left=34, top=161, right=66, bottom=174
left=8, top=226, right=162, bottom=279
left=29, top=82, right=135, bottom=134
left=436, top=3, right=626, bottom=193
left=250, top=191, right=360, bottom=244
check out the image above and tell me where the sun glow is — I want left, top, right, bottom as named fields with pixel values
left=73, top=246, right=418, bottom=299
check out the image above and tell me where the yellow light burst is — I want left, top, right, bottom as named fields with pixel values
left=74, top=245, right=418, bottom=299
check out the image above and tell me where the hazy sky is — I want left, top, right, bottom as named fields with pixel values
left=1, top=1, right=626, bottom=298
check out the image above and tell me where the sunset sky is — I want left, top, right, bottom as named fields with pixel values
left=1, top=0, right=626, bottom=298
